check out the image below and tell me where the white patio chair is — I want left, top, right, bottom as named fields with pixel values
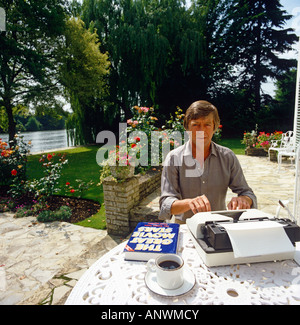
left=278, top=148, right=297, bottom=171
left=268, top=131, right=294, bottom=162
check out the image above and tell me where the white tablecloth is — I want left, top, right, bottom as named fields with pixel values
left=65, top=226, right=300, bottom=305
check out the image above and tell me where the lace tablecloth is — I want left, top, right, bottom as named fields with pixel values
left=65, top=226, right=300, bottom=305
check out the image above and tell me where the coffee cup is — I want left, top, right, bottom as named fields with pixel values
left=146, top=254, right=184, bottom=290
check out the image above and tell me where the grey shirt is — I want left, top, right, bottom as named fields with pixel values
left=159, top=141, right=257, bottom=221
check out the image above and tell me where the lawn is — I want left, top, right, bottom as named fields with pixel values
left=219, top=137, right=245, bottom=155
left=26, top=138, right=245, bottom=229
left=27, top=145, right=106, bottom=229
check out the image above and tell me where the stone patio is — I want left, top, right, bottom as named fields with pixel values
left=0, top=154, right=297, bottom=305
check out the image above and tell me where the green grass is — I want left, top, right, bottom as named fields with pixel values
left=219, top=137, right=245, bottom=155
left=27, top=145, right=106, bottom=229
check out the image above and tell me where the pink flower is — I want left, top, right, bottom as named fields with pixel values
left=140, top=107, right=149, bottom=113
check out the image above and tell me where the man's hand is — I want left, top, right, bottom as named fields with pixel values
left=188, top=195, right=211, bottom=214
left=227, top=196, right=252, bottom=210
left=170, top=195, right=212, bottom=215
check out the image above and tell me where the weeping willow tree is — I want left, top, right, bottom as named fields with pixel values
left=82, top=0, right=174, bottom=122
left=60, top=18, right=110, bottom=145
left=81, top=0, right=235, bottom=120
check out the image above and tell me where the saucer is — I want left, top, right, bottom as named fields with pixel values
left=145, top=267, right=195, bottom=297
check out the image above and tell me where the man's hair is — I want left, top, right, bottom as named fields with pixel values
left=183, top=100, right=220, bottom=132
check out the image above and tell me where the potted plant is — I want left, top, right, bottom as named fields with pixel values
left=242, top=129, right=266, bottom=156
left=99, top=144, right=136, bottom=184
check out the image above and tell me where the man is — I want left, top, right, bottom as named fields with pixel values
left=159, top=100, right=257, bottom=223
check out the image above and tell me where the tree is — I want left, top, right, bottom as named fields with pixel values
left=263, top=68, right=297, bottom=131
left=25, top=116, right=41, bottom=132
left=0, top=0, right=67, bottom=142
left=82, top=0, right=174, bottom=121
left=60, top=18, right=110, bottom=145
left=157, top=0, right=236, bottom=113
left=225, top=0, right=298, bottom=112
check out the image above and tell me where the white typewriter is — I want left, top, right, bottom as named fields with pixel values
left=186, top=209, right=300, bottom=267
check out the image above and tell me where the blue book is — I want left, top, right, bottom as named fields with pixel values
left=124, top=222, right=180, bottom=261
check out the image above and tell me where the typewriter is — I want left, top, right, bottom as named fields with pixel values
left=186, top=209, right=300, bottom=267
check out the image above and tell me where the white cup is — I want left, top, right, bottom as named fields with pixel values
left=147, top=254, right=184, bottom=290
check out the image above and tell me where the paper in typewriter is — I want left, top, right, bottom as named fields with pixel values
left=221, top=221, right=295, bottom=258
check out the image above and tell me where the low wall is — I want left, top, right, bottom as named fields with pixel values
left=102, top=168, right=162, bottom=236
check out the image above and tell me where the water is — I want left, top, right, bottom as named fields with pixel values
left=0, top=129, right=74, bottom=153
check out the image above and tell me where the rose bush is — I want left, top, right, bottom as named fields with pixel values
left=0, top=135, right=31, bottom=187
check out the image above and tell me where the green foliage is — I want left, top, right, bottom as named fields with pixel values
left=64, top=179, right=95, bottom=198
left=0, top=0, right=67, bottom=141
left=241, top=129, right=283, bottom=150
left=163, top=107, right=186, bottom=134
left=224, top=0, right=298, bottom=111
left=36, top=206, right=72, bottom=223
left=61, top=17, right=110, bottom=145
left=80, top=0, right=297, bottom=135
left=27, top=153, right=68, bottom=201
left=0, top=135, right=30, bottom=192
left=25, top=116, right=42, bottom=132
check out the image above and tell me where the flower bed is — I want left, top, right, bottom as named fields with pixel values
left=242, top=129, right=283, bottom=156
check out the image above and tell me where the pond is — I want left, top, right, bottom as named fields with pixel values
left=0, top=129, right=74, bottom=154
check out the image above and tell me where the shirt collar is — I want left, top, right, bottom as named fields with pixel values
left=183, top=140, right=217, bottom=158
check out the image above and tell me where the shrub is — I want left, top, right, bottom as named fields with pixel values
left=0, top=134, right=31, bottom=189
left=27, top=152, right=68, bottom=201
left=37, top=205, right=72, bottom=223
left=14, top=206, right=33, bottom=218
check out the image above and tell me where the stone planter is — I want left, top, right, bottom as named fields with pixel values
left=110, top=165, right=135, bottom=180
left=245, top=147, right=268, bottom=157
left=102, top=168, right=162, bottom=236
left=269, top=150, right=278, bottom=162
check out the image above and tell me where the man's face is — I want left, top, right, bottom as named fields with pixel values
left=188, top=113, right=215, bottom=149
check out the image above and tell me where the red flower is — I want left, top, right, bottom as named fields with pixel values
left=47, top=154, right=53, bottom=161
left=66, top=182, right=70, bottom=186
left=134, top=136, right=141, bottom=142
left=70, top=189, right=75, bottom=193
left=11, top=169, right=17, bottom=176
left=131, top=143, right=137, bottom=148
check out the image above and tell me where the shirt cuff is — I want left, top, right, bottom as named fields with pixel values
left=159, top=197, right=178, bottom=220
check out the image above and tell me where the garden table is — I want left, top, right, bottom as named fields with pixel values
left=65, top=225, right=300, bottom=305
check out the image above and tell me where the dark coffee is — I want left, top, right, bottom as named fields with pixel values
left=159, top=260, right=180, bottom=270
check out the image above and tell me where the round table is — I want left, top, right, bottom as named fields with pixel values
left=65, top=226, right=300, bottom=305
